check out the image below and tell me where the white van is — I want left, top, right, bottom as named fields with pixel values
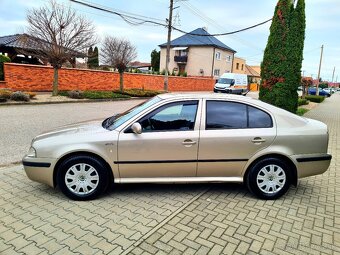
left=214, top=73, right=248, bottom=95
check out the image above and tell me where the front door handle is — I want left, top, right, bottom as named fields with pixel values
left=252, top=137, right=266, bottom=143
left=182, top=139, right=197, bottom=146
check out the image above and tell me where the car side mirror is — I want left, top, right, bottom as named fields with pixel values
left=131, top=122, right=142, bottom=134
left=231, top=79, right=235, bottom=86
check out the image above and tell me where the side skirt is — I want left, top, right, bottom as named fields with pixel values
left=115, top=177, right=243, bottom=184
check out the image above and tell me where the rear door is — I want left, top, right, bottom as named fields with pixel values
left=197, top=99, right=276, bottom=177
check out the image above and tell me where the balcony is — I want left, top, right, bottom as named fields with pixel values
left=174, top=55, right=188, bottom=63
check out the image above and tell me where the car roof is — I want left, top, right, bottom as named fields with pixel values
left=157, top=92, right=253, bottom=101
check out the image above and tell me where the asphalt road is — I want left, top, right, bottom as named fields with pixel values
left=0, top=99, right=144, bottom=166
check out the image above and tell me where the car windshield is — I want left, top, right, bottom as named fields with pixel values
left=103, top=96, right=162, bottom=130
left=218, top=78, right=233, bottom=84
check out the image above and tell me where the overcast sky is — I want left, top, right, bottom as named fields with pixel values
left=1, top=0, right=339, bottom=81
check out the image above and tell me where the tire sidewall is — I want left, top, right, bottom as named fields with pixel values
left=57, top=155, right=109, bottom=201
left=247, top=158, right=291, bottom=200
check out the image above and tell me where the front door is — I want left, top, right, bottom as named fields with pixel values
left=117, top=100, right=201, bottom=178
left=197, top=100, right=276, bottom=177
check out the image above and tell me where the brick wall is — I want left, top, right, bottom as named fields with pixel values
left=3, top=63, right=215, bottom=92
left=0, top=81, right=6, bottom=88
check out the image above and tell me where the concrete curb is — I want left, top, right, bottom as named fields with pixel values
left=0, top=97, right=149, bottom=106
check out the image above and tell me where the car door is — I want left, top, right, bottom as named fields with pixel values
left=117, top=100, right=201, bottom=178
left=197, top=99, right=276, bottom=177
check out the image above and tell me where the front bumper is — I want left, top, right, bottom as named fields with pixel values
left=22, top=156, right=56, bottom=187
left=292, top=153, right=332, bottom=178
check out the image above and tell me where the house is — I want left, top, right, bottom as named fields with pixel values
left=0, top=34, right=85, bottom=67
left=159, top=28, right=236, bottom=77
left=128, top=61, right=152, bottom=73
left=232, top=57, right=246, bottom=74
left=245, top=65, right=261, bottom=84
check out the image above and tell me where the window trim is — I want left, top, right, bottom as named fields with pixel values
left=126, top=100, right=200, bottom=133
left=205, top=100, right=273, bottom=130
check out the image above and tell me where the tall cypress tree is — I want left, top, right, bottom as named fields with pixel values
left=88, top=46, right=94, bottom=68
left=259, top=0, right=291, bottom=109
left=284, top=0, right=306, bottom=112
left=259, top=0, right=306, bottom=113
left=93, top=46, right=99, bottom=68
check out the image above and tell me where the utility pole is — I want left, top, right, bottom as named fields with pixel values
left=316, top=45, right=324, bottom=96
left=332, top=66, right=335, bottom=82
left=164, top=0, right=174, bottom=91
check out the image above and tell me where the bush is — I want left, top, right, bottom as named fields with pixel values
left=68, top=90, right=84, bottom=99
left=10, top=91, right=30, bottom=101
left=58, top=91, right=69, bottom=97
left=119, top=89, right=165, bottom=97
left=0, top=54, right=11, bottom=80
left=298, top=98, right=309, bottom=106
left=25, top=92, right=37, bottom=99
left=296, top=108, right=309, bottom=116
left=182, top=71, right=187, bottom=77
left=305, top=95, right=325, bottom=103
left=0, top=89, right=12, bottom=99
left=0, top=97, right=7, bottom=103
left=82, top=91, right=129, bottom=99
left=160, top=69, right=166, bottom=75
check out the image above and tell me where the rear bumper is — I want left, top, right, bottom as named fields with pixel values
left=22, top=156, right=56, bottom=187
left=292, top=154, right=332, bottom=178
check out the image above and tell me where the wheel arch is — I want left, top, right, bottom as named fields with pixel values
left=53, top=151, right=114, bottom=187
left=243, top=153, right=298, bottom=187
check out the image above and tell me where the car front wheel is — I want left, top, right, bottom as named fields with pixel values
left=246, top=158, right=291, bottom=199
left=57, top=155, right=110, bottom=200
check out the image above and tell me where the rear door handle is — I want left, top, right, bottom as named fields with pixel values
left=252, top=137, right=266, bottom=143
left=182, top=139, right=197, bottom=146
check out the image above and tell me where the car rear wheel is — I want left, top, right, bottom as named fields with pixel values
left=246, top=158, right=291, bottom=199
left=57, top=155, right=110, bottom=200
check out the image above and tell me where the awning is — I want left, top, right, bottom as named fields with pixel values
left=172, top=47, right=188, bottom=51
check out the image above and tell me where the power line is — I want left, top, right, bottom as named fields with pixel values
left=70, top=0, right=273, bottom=37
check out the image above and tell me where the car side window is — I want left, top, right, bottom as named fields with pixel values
left=138, top=101, right=198, bottom=132
left=206, top=101, right=247, bottom=129
left=248, top=105, right=273, bottom=128
left=206, top=101, right=272, bottom=129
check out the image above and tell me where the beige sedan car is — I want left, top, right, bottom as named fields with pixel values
left=23, top=93, right=331, bottom=200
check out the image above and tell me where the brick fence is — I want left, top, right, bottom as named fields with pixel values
left=3, top=63, right=215, bottom=92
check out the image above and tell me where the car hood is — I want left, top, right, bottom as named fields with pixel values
left=33, top=119, right=106, bottom=142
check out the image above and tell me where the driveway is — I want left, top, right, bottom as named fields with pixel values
left=0, top=94, right=339, bottom=254
left=0, top=100, right=144, bottom=166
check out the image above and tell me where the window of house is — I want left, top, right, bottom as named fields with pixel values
left=215, top=52, right=221, bottom=60
left=241, top=64, right=244, bottom=71
left=226, top=55, right=231, bottom=62
left=138, top=101, right=198, bottom=132
left=214, top=69, right=220, bottom=76
left=236, top=63, right=239, bottom=70
left=206, top=101, right=273, bottom=130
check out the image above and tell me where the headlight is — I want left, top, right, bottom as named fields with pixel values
left=27, top=147, right=36, bottom=157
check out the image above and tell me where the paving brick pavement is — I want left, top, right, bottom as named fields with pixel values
left=1, top=94, right=340, bottom=254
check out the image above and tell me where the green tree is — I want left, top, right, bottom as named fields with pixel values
left=87, top=46, right=94, bottom=68
left=150, top=49, right=160, bottom=72
left=285, top=0, right=306, bottom=112
left=93, top=46, right=99, bottom=68
left=0, top=54, right=11, bottom=81
left=259, top=0, right=306, bottom=113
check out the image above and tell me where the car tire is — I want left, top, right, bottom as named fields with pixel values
left=246, top=158, right=291, bottom=200
left=57, top=155, right=110, bottom=201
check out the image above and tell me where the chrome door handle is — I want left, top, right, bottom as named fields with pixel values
left=252, top=137, right=266, bottom=143
left=182, top=140, right=197, bottom=145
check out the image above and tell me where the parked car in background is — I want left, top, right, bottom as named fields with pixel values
left=214, top=73, right=248, bottom=95
left=308, top=87, right=331, bottom=97
left=23, top=93, right=331, bottom=201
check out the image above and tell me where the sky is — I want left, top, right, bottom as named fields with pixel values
left=0, top=0, right=339, bottom=81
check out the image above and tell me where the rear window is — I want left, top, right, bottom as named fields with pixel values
left=206, top=101, right=273, bottom=129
